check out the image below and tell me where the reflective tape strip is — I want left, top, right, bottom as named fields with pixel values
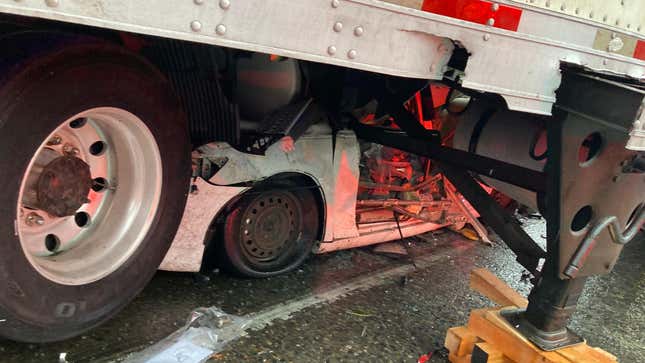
left=422, top=0, right=522, bottom=31
left=593, top=30, right=645, bottom=61
left=634, top=40, right=645, bottom=61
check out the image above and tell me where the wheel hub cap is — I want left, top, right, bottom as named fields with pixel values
left=37, top=156, right=92, bottom=217
left=255, top=209, right=291, bottom=250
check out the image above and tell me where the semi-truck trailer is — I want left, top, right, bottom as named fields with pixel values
left=0, top=0, right=643, bottom=350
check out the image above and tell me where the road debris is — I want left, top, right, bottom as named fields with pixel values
left=124, top=307, right=249, bottom=363
left=122, top=250, right=454, bottom=362
left=417, top=351, right=433, bottom=363
left=373, top=242, right=408, bottom=257
left=346, top=309, right=374, bottom=318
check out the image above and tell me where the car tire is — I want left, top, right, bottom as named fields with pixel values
left=216, top=186, right=319, bottom=278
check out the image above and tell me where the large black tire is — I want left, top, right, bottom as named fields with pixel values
left=216, top=187, right=320, bottom=278
left=0, top=34, right=190, bottom=342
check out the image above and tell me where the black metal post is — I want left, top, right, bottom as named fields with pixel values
left=524, top=272, right=587, bottom=332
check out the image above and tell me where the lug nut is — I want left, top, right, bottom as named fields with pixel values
left=63, top=143, right=80, bottom=156
left=26, top=213, right=45, bottom=226
left=47, top=135, right=62, bottom=146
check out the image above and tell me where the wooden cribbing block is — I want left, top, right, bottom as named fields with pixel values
left=552, top=343, right=617, bottom=363
left=467, top=309, right=569, bottom=363
left=445, top=326, right=480, bottom=357
left=449, top=353, right=474, bottom=363
left=443, top=268, right=618, bottom=363
left=469, top=268, right=527, bottom=308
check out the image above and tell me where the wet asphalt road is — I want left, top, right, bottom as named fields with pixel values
left=1, top=219, right=644, bottom=363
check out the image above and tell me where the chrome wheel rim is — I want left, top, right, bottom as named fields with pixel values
left=16, top=107, right=162, bottom=286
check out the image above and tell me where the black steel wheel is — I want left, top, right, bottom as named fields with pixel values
left=217, top=188, right=319, bottom=277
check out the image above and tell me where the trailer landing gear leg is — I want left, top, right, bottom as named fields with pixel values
left=353, top=71, right=644, bottom=352
left=501, top=274, right=587, bottom=350
left=439, top=162, right=586, bottom=350
left=502, top=71, right=645, bottom=351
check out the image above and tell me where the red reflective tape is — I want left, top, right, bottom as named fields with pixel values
left=422, top=0, right=522, bottom=32
left=634, top=40, right=645, bottom=61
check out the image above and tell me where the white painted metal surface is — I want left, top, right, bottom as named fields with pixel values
left=317, top=219, right=447, bottom=253
left=201, top=123, right=336, bottom=241
left=627, top=109, right=645, bottom=151
left=1, top=0, right=643, bottom=116
left=159, top=180, right=247, bottom=272
left=330, top=130, right=361, bottom=239
left=0, top=0, right=454, bottom=79
left=159, top=126, right=360, bottom=272
left=510, top=0, right=645, bottom=36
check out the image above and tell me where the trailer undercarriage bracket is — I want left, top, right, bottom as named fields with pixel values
left=352, top=121, right=547, bottom=193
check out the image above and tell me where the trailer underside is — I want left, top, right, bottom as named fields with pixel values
left=0, top=0, right=643, bottom=350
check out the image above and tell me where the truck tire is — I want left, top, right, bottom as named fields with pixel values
left=0, top=38, right=190, bottom=342
left=217, top=188, right=319, bottom=278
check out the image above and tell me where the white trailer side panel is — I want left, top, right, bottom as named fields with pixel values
left=1, top=0, right=643, bottom=115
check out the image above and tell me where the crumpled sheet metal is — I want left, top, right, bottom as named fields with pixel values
left=124, top=307, right=249, bottom=363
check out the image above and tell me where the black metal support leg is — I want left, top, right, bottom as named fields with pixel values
left=524, top=273, right=587, bottom=332
left=440, top=159, right=586, bottom=351
left=500, top=271, right=587, bottom=350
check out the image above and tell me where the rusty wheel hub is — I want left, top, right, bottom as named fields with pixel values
left=36, top=156, right=93, bottom=217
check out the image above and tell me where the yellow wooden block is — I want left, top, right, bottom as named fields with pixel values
left=446, top=325, right=484, bottom=356
left=445, top=269, right=617, bottom=363
left=445, top=327, right=467, bottom=355
left=556, top=343, right=618, bottom=363
left=449, top=352, right=473, bottom=363
left=470, top=268, right=528, bottom=308
left=467, top=309, right=569, bottom=363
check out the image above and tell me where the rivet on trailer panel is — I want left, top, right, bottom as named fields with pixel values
left=190, top=21, right=203, bottom=32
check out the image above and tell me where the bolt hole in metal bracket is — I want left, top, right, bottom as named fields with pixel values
left=1, top=0, right=644, bottom=116
left=552, top=71, right=645, bottom=279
